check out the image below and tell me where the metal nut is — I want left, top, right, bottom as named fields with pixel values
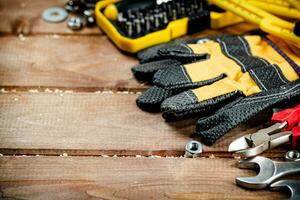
left=65, top=0, right=82, bottom=13
left=83, top=9, right=94, bottom=18
left=67, top=16, right=84, bottom=30
left=85, top=16, right=95, bottom=27
left=185, top=140, right=202, bottom=158
left=285, top=150, right=300, bottom=161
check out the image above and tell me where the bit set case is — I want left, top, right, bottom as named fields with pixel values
left=95, top=0, right=243, bottom=53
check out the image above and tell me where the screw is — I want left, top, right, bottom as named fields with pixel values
left=185, top=140, right=202, bottom=158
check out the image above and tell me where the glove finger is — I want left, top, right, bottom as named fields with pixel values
left=132, top=39, right=219, bottom=84
left=136, top=86, right=178, bottom=112
left=132, top=59, right=182, bottom=83
left=153, top=38, right=251, bottom=89
left=161, top=62, right=292, bottom=121
left=161, top=77, right=246, bottom=120
left=152, top=59, right=226, bottom=89
left=136, top=53, right=247, bottom=113
left=196, top=81, right=300, bottom=145
left=157, top=43, right=208, bottom=63
left=137, top=39, right=188, bottom=63
left=137, top=37, right=213, bottom=63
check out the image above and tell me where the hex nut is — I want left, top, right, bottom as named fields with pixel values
left=67, top=16, right=83, bottom=30
left=65, top=0, right=82, bottom=13
left=285, top=150, right=300, bottom=161
left=83, top=9, right=94, bottom=18
left=185, top=140, right=202, bottom=158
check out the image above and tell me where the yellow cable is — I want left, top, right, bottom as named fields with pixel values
left=287, top=0, right=300, bottom=10
left=210, top=0, right=300, bottom=46
left=247, top=0, right=300, bottom=19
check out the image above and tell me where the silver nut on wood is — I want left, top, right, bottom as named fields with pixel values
left=67, top=16, right=83, bottom=30
left=285, top=150, right=300, bottom=161
left=185, top=140, right=202, bottom=158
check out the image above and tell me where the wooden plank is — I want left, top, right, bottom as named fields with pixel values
left=0, top=22, right=256, bottom=91
left=0, top=0, right=101, bottom=35
left=0, top=35, right=141, bottom=91
left=0, top=156, right=286, bottom=200
left=0, top=92, right=287, bottom=156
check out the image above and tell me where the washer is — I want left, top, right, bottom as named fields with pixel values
left=42, top=7, right=68, bottom=23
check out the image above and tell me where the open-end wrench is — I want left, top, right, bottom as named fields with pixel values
left=236, top=156, right=300, bottom=189
left=270, top=180, right=300, bottom=200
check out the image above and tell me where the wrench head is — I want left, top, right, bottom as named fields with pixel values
left=236, top=156, right=276, bottom=189
left=270, top=180, right=300, bottom=200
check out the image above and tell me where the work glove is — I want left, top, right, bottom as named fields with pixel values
left=132, top=35, right=300, bottom=145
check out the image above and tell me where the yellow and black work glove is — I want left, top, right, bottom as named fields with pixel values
left=132, top=35, right=300, bottom=145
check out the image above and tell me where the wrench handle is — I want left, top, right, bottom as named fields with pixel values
left=275, top=161, right=300, bottom=184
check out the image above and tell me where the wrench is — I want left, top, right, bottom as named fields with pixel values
left=236, top=156, right=300, bottom=189
left=270, top=180, right=300, bottom=200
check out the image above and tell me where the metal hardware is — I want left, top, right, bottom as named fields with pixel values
left=42, top=7, right=68, bottom=23
left=185, top=140, right=202, bottom=158
left=236, top=156, right=300, bottom=189
left=67, top=16, right=84, bottom=30
left=65, top=0, right=82, bottom=13
left=286, top=150, right=300, bottom=162
left=270, top=180, right=300, bottom=200
left=83, top=9, right=95, bottom=27
left=228, top=122, right=291, bottom=157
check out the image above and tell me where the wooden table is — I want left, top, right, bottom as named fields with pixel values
left=0, top=1, right=291, bottom=199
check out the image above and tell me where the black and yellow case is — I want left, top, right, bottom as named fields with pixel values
left=95, top=0, right=244, bottom=53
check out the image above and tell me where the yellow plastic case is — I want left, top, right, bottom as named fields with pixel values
left=95, top=0, right=244, bottom=53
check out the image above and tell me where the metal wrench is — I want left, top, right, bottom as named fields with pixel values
left=236, top=156, right=300, bottom=189
left=270, top=180, right=300, bottom=200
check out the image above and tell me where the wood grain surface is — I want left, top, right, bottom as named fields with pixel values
left=0, top=35, right=141, bottom=91
left=0, top=92, right=287, bottom=157
left=0, top=0, right=289, bottom=199
left=0, top=0, right=101, bottom=35
left=0, top=156, right=286, bottom=200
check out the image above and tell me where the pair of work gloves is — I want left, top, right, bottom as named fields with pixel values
left=132, top=34, right=300, bottom=145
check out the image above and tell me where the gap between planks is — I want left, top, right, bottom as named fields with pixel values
left=0, top=92, right=289, bottom=157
